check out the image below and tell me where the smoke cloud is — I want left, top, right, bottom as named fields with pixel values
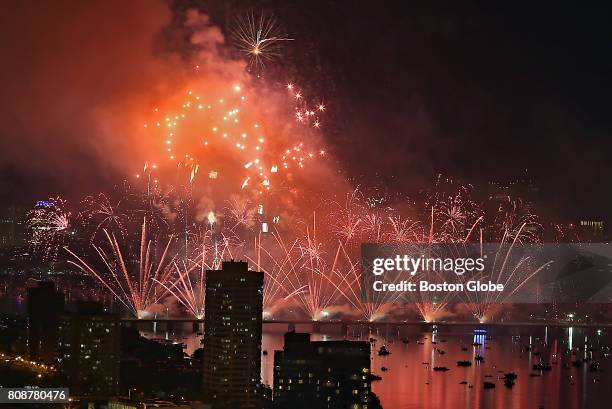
left=0, top=1, right=177, bottom=201
left=0, top=1, right=350, bottom=213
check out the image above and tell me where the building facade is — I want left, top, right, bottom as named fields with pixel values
left=202, top=261, right=264, bottom=408
left=0, top=205, right=26, bottom=248
left=57, top=301, right=120, bottom=398
left=273, top=332, right=375, bottom=409
left=27, top=281, right=64, bottom=362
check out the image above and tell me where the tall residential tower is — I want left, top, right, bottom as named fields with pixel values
left=203, top=260, right=264, bottom=408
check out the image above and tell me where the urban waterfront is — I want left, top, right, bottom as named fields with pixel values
left=131, top=322, right=612, bottom=409
left=2, top=1, right=612, bottom=407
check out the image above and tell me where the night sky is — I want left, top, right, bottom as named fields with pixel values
left=1, top=1, right=611, bottom=220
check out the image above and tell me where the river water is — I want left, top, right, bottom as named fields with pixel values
left=133, top=322, right=611, bottom=409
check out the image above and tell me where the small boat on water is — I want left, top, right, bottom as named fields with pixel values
left=433, top=366, right=450, bottom=372
left=483, top=382, right=495, bottom=389
left=533, top=362, right=552, bottom=371
left=503, top=372, right=517, bottom=387
left=378, top=345, right=391, bottom=356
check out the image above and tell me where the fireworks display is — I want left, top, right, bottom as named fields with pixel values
left=20, top=7, right=550, bottom=324
left=66, top=218, right=177, bottom=319
left=139, top=81, right=325, bottom=196
left=26, top=197, right=72, bottom=261
left=54, top=179, right=545, bottom=322
left=6, top=5, right=612, bottom=409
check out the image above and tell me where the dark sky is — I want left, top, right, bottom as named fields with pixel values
left=1, top=1, right=611, bottom=220
left=255, top=1, right=612, bottom=219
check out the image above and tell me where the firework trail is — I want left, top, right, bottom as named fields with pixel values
left=247, top=213, right=364, bottom=320
left=81, top=193, right=126, bottom=240
left=66, top=218, right=176, bottom=319
left=157, top=224, right=246, bottom=320
left=384, top=215, right=420, bottom=243
left=457, top=223, right=550, bottom=322
left=295, top=212, right=354, bottom=320
left=247, top=230, right=309, bottom=316
left=329, top=190, right=368, bottom=243
left=225, top=195, right=257, bottom=231
left=248, top=210, right=402, bottom=321
left=319, top=240, right=405, bottom=322
left=451, top=196, right=544, bottom=322
left=493, top=197, right=541, bottom=243
left=155, top=258, right=206, bottom=320
left=401, top=187, right=484, bottom=321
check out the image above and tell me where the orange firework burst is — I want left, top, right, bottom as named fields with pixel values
left=140, top=83, right=325, bottom=196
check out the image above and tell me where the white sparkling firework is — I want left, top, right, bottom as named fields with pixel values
left=232, top=11, right=293, bottom=69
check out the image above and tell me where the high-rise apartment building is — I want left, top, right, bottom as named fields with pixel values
left=202, top=260, right=264, bottom=408
left=57, top=301, right=120, bottom=397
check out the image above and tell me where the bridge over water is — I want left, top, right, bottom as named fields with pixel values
left=120, top=318, right=612, bottom=331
